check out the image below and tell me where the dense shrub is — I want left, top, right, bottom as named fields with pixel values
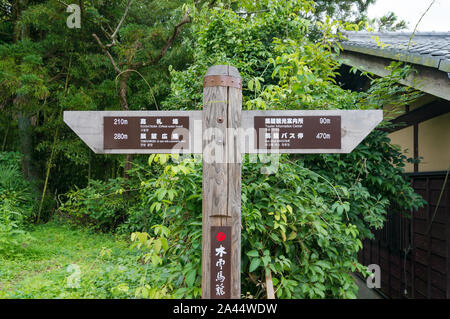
left=0, top=152, right=36, bottom=252
left=58, top=178, right=132, bottom=232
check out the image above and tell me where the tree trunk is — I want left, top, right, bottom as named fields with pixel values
left=124, top=154, right=133, bottom=179
left=17, top=111, right=38, bottom=182
left=15, top=1, right=39, bottom=192
left=118, top=71, right=131, bottom=110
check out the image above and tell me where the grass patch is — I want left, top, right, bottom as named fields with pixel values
left=0, top=221, right=146, bottom=298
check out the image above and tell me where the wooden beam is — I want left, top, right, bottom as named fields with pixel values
left=384, top=99, right=450, bottom=133
left=340, top=51, right=450, bottom=101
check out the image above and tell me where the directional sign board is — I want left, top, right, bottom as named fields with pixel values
left=65, top=110, right=382, bottom=155
left=64, top=111, right=203, bottom=154
left=242, top=110, right=382, bottom=154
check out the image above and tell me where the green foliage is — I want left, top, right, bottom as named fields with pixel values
left=303, top=129, right=426, bottom=240
left=312, top=0, right=376, bottom=23
left=58, top=178, right=132, bottom=232
left=164, top=1, right=312, bottom=110
left=369, top=12, right=408, bottom=32
left=0, top=0, right=198, bottom=208
left=58, top=155, right=202, bottom=298
left=0, top=152, right=36, bottom=254
left=356, top=61, right=423, bottom=114
left=241, top=156, right=365, bottom=298
left=0, top=222, right=167, bottom=299
left=124, top=145, right=422, bottom=298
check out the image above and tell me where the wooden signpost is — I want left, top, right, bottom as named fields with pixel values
left=64, top=64, right=383, bottom=299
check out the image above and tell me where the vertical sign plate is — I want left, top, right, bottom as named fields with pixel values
left=104, top=116, right=189, bottom=150
left=254, top=115, right=341, bottom=149
left=210, top=226, right=231, bottom=299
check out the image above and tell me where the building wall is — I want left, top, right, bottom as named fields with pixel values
left=389, top=126, right=414, bottom=173
left=418, top=113, right=450, bottom=172
left=358, top=173, right=450, bottom=299
left=385, top=94, right=450, bottom=173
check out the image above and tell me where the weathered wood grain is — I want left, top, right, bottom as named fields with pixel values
left=228, top=70, right=242, bottom=299
left=265, top=269, right=275, bottom=299
left=202, top=65, right=242, bottom=299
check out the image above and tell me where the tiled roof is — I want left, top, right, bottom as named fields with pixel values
left=340, top=31, right=450, bottom=73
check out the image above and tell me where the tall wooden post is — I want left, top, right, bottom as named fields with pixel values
left=202, top=65, right=242, bottom=299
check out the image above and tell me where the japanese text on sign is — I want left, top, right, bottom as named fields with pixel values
left=254, top=116, right=341, bottom=149
left=104, top=116, right=189, bottom=150
left=210, top=226, right=231, bottom=298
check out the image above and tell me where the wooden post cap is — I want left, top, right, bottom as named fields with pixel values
left=204, top=65, right=242, bottom=89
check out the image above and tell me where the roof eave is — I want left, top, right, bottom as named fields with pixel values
left=341, top=44, right=447, bottom=71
